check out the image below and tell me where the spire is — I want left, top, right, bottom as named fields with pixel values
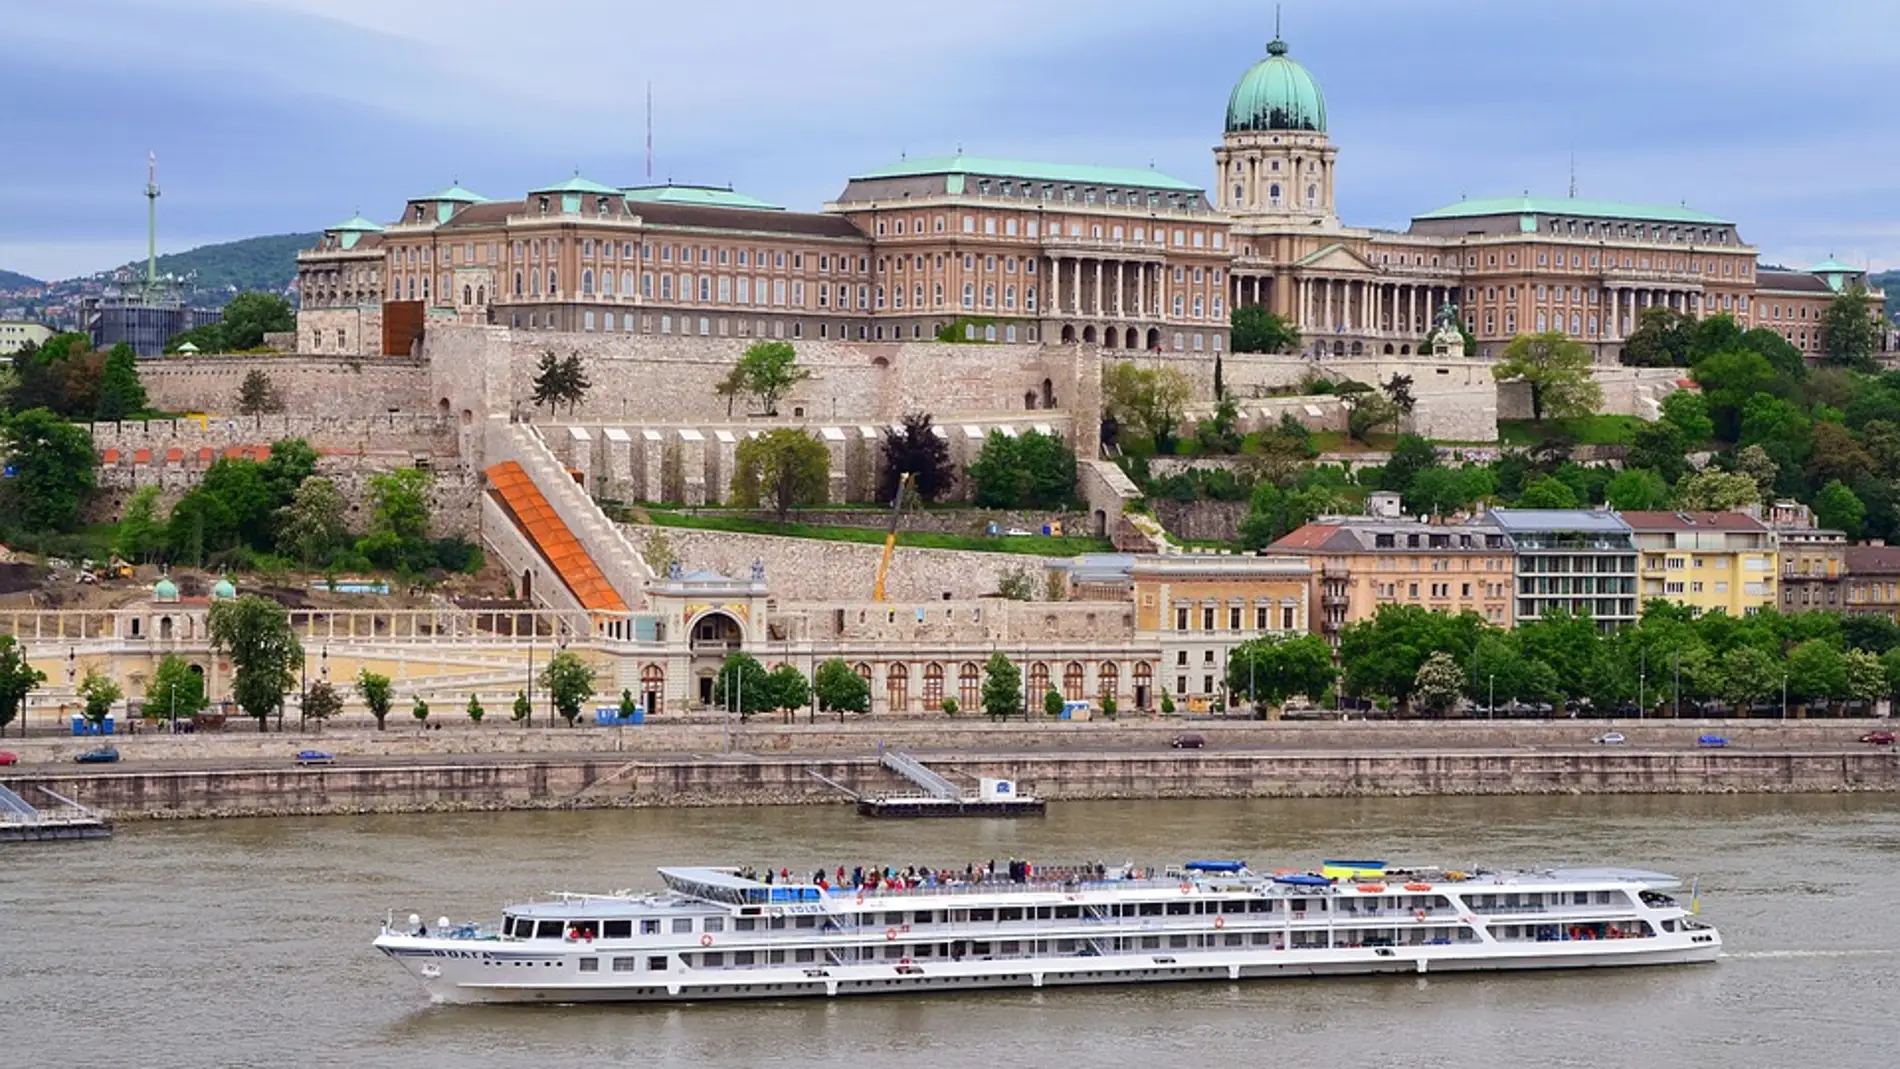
left=1268, top=3, right=1287, bottom=55
left=1568, top=151, right=1577, bottom=199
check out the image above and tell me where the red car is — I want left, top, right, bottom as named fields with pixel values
left=1861, top=731, right=1896, bottom=746
left=0, top=751, right=17, bottom=766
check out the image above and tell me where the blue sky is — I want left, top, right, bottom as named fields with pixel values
left=2, top=0, right=1895, bottom=281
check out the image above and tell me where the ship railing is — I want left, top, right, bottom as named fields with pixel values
left=847, top=873, right=1170, bottom=901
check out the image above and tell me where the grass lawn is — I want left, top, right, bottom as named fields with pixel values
left=638, top=510, right=1111, bottom=556
left=1309, top=431, right=1399, bottom=453
left=1497, top=415, right=1643, bottom=447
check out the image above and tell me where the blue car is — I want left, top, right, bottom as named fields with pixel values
left=1697, top=734, right=1729, bottom=748
left=295, top=749, right=335, bottom=766
left=74, top=746, right=119, bottom=764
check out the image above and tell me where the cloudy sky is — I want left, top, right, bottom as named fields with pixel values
left=2, top=0, right=1895, bottom=280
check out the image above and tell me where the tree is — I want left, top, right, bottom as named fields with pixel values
left=0, top=635, right=42, bottom=733
left=982, top=651, right=1022, bottom=720
left=1194, top=393, right=1244, bottom=455
left=165, top=489, right=237, bottom=565
left=540, top=651, right=596, bottom=725
left=1814, top=479, right=1866, bottom=539
left=113, top=485, right=165, bottom=562
left=360, top=467, right=432, bottom=570
left=967, top=430, right=1076, bottom=509
left=880, top=413, right=955, bottom=503
left=208, top=594, right=303, bottom=732
left=411, top=695, right=430, bottom=723
left=1731, top=444, right=1782, bottom=501
left=218, top=291, right=296, bottom=350
left=260, top=437, right=320, bottom=505
left=1226, top=634, right=1334, bottom=715
left=1843, top=649, right=1885, bottom=709
left=236, top=369, right=285, bottom=415
left=814, top=658, right=870, bottom=717
left=1659, top=391, right=1714, bottom=443
left=1691, top=350, right=1781, bottom=442
left=1626, top=421, right=1690, bottom=484
left=277, top=476, right=350, bottom=567
left=1494, top=332, right=1602, bottom=422
left=1785, top=639, right=1845, bottom=711
left=145, top=653, right=206, bottom=725
left=1674, top=470, right=1760, bottom=511
left=710, top=652, right=770, bottom=718
left=1380, top=435, right=1440, bottom=493
left=95, top=342, right=147, bottom=420
left=1040, top=687, right=1064, bottom=718
left=1605, top=468, right=1672, bottom=511
left=1102, top=362, right=1194, bottom=452
left=1821, top=282, right=1881, bottom=370
left=1382, top=373, right=1417, bottom=414
left=1718, top=644, right=1779, bottom=711
left=1406, top=465, right=1496, bottom=516
left=357, top=669, right=394, bottom=730
left=1806, top=423, right=1873, bottom=490
left=1230, top=306, right=1300, bottom=354
left=1342, top=390, right=1398, bottom=444
left=732, top=429, right=830, bottom=521
left=941, top=696, right=960, bottom=716
left=1412, top=652, right=1465, bottom=718
left=303, top=681, right=342, bottom=731
left=1517, top=474, right=1580, bottom=509
left=530, top=350, right=591, bottom=413
left=763, top=664, right=811, bottom=717
left=511, top=690, right=532, bottom=723
left=727, top=340, right=809, bottom=415
left=2, top=407, right=96, bottom=532
left=1337, top=605, right=1485, bottom=710
left=1619, top=307, right=1692, bottom=367
left=73, top=668, right=120, bottom=726
left=1843, top=615, right=1900, bottom=655
left=1100, top=695, right=1117, bottom=719
left=996, top=565, right=1037, bottom=601
left=1237, top=482, right=1342, bottom=549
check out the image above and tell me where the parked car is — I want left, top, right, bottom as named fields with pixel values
left=295, top=749, right=336, bottom=766
left=1697, top=734, right=1729, bottom=748
left=1860, top=730, right=1897, bottom=746
left=1593, top=732, right=1626, bottom=745
left=0, top=750, right=18, bottom=766
left=1170, top=733, right=1206, bottom=750
left=74, top=746, right=120, bottom=764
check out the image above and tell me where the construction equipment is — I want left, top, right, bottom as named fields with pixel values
left=871, top=472, right=913, bottom=602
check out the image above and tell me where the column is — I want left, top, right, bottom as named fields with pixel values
left=1116, top=261, right=1125, bottom=317
left=1094, top=259, right=1104, bottom=317
left=1070, top=257, right=1081, bottom=316
left=1136, top=263, right=1146, bottom=318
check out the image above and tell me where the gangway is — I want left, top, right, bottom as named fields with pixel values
left=0, top=783, right=112, bottom=842
left=864, top=752, right=1045, bottom=819
left=880, top=751, right=961, bottom=799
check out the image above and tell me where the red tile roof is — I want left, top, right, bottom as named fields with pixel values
left=1618, top=510, right=1768, bottom=532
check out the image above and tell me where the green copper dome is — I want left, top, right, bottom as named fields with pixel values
left=211, top=577, right=236, bottom=600
left=1225, top=37, right=1327, bottom=134
left=153, top=576, right=178, bottom=602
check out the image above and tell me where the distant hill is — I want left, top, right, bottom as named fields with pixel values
left=0, top=268, right=43, bottom=291
left=1873, top=270, right=1900, bottom=321
left=124, top=232, right=319, bottom=294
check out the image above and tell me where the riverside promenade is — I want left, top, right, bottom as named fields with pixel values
left=3, top=718, right=1896, bottom=821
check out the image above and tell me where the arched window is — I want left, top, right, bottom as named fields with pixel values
left=579, top=269, right=593, bottom=295
left=887, top=663, right=910, bottom=713
left=1306, top=184, right=1318, bottom=206
left=513, top=272, right=522, bottom=297
left=1028, top=662, right=1050, bottom=703
left=1098, top=662, right=1119, bottom=702
left=531, top=271, right=541, bottom=296
left=641, top=664, right=664, bottom=714
left=547, top=268, right=557, bottom=293
left=601, top=270, right=615, bottom=296
left=1269, top=183, right=1281, bottom=206
left=476, top=286, right=485, bottom=305
left=1063, top=662, right=1085, bottom=702
left=923, top=663, right=944, bottom=705
left=959, top=662, right=982, bottom=710
left=462, top=285, right=472, bottom=306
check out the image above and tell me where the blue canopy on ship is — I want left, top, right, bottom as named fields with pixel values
left=1184, top=860, right=1247, bottom=873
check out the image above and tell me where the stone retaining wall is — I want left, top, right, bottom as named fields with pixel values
left=138, top=356, right=430, bottom=418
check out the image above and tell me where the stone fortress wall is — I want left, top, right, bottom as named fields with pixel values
left=138, top=355, right=430, bottom=419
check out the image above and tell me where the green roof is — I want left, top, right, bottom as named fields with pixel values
left=328, top=214, right=385, bottom=233
left=851, top=155, right=1201, bottom=194
left=1809, top=256, right=1862, bottom=274
left=1226, top=37, right=1327, bottom=134
left=413, top=184, right=487, bottom=204
left=621, top=185, right=784, bottom=211
left=1414, top=196, right=1730, bottom=226
left=530, top=174, right=621, bottom=196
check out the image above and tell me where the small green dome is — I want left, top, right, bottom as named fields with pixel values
left=212, top=577, right=236, bottom=600
left=1225, top=37, right=1327, bottom=134
left=154, top=577, right=179, bottom=602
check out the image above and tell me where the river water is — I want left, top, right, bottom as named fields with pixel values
left=6, top=794, right=1898, bottom=1069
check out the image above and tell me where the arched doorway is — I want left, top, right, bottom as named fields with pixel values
left=1063, top=662, right=1085, bottom=701
left=1133, top=662, right=1153, bottom=710
left=923, top=663, right=944, bottom=708
left=1099, top=662, right=1119, bottom=705
left=641, top=664, right=664, bottom=716
left=520, top=570, right=533, bottom=603
left=1382, top=343, right=1394, bottom=355
left=1041, top=378, right=1056, bottom=408
left=1082, top=325, right=1097, bottom=345
left=1028, top=662, right=1050, bottom=705
left=1093, top=508, right=1107, bottom=537
left=1102, top=327, right=1119, bottom=349
left=887, top=663, right=909, bottom=714
left=1024, top=391, right=1038, bottom=411
left=959, top=662, right=981, bottom=711
left=1145, top=327, right=1161, bottom=351
left=1060, top=325, right=1077, bottom=344
left=690, top=611, right=745, bottom=706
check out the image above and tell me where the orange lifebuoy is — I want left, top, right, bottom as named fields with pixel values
left=700, top=934, right=714, bottom=947
left=856, top=893, right=864, bottom=905
left=1405, top=882, right=1432, bottom=892
left=886, top=927, right=898, bottom=941
left=1414, top=909, right=1428, bottom=922
left=1180, top=882, right=1193, bottom=894
left=1213, top=915, right=1226, bottom=929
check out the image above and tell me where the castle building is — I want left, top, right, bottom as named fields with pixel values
left=298, top=26, right=1883, bottom=365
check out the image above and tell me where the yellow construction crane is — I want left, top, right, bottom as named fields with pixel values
left=872, top=472, right=913, bottom=602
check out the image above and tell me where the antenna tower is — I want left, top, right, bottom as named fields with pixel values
left=145, top=152, right=161, bottom=297
left=645, top=83, right=654, bottom=181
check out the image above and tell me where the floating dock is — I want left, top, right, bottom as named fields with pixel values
left=855, top=752, right=1045, bottom=818
left=0, top=783, right=112, bottom=842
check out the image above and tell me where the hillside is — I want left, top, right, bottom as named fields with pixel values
left=1872, top=270, right=1900, bottom=321
left=0, top=268, right=43, bottom=291
left=128, top=232, right=318, bottom=294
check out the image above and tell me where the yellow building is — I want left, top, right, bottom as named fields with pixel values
left=1623, top=511, right=1778, bottom=617
left=1132, top=554, right=1311, bottom=707
left=0, top=320, right=52, bottom=355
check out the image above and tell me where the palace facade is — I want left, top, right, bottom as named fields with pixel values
left=298, top=27, right=1881, bottom=367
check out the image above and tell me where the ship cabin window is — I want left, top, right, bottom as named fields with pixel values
left=603, top=920, right=632, bottom=939
left=647, top=956, right=668, bottom=971
left=1165, top=902, right=1190, bottom=916
left=794, top=915, right=817, bottom=929
left=970, top=908, right=995, bottom=922
left=1137, top=903, right=1162, bottom=917
left=765, top=916, right=786, bottom=930
left=703, top=951, right=725, bottom=966
left=884, top=912, right=905, bottom=925
left=672, top=919, right=694, bottom=934
left=794, top=948, right=816, bottom=963
left=1247, top=899, right=1274, bottom=913
left=641, top=920, right=660, bottom=935
left=501, top=915, right=519, bottom=936
left=702, top=917, right=725, bottom=932
left=997, top=908, right=1023, bottom=922
left=1033, top=907, right=1054, bottom=920
left=579, top=958, right=599, bottom=972
left=734, top=918, right=757, bottom=931
left=613, top=957, right=638, bottom=971
left=734, top=951, right=755, bottom=965
left=535, top=920, right=565, bottom=939
left=1054, top=906, right=1081, bottom=920
left=914, top=910, right=936, bottom=925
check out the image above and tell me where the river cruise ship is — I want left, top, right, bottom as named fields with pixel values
left=374, top=859, right=1721, bottom=1004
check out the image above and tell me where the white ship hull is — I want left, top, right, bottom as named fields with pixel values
left=379, top=929, right=1721, bottom=1005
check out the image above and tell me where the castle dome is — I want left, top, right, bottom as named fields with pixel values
left=211, top=577, right=236, bottom=600
left=1225, top=36, right=1327, bottom=134
left=154, top=576, right=179, bottom=602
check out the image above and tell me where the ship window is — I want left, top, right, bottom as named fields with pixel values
left=703, top=951, right=724, bottom=966
left=671, top=919, right=693, bottom=934
left=603, top=920, right=632, bottom=939
left=1168, top=935, right=1189, bottom=948
left=914, top=911, right=935, bottom=925
left=579, top=958, right=599, bottom=972
left=703, top=917, right=725, bottom=932
left=641, top=920, right=660, bottom=935
left=734, top=951, right=755, bottom=965
left=1141, top=936, right=1160, bottom=949
left=1034, top=908, right=1053, bottom=920
left=1248, top=900, right=1273, bottom=913
left=885, top=912, right=905, bottom=925
left=1165, top=903, right=1190, bottom=916
left=1138, top=903, right=1161, bottom=917
left=646, top=956, right=668, bottom=971
left=1054, top=906, right=1080, bottom=919
left=997, top=907, right=1023, bottom=922
left=970, top=909, right=995, bottom=922
left=794, top=948, right=816, bottom=963
left=794, top=916, right=817, bottom=929
left=612, top=957, right=638, bottom=972
left=734, top=918, right=757, bottom=931
left=534, top=920, right=564, bottom=939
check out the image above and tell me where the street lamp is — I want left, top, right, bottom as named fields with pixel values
left=1488, top=674, right=1496, bottom=721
